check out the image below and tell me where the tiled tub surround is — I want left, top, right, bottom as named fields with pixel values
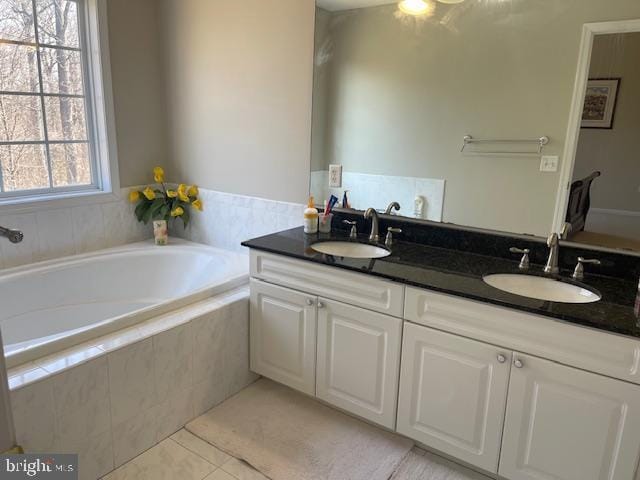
left=0, top=189, right=151, bottom=270
left=8, top=287, right=257, bottom=480
left=172, top=188, right=305, bottom=253
left=0, top=186, right=305, bottom=266
left=1, top=240, right=248, bottom=367
left=310, top=170, right=446, bottom=221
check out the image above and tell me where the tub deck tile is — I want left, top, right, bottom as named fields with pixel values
left=36, top=345, right=105, bottom=374
left=7, top=362, right=50, bottom=390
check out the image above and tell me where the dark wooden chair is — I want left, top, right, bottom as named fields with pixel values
left=565, top=171, right=601, bottom=235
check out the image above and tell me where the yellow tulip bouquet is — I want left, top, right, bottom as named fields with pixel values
left=129, top=167, right=203, bottom=228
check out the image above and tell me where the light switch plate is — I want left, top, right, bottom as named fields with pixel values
left=540, top=156, right=559, bottom=172
left=329, top=164, right=343, bottom=188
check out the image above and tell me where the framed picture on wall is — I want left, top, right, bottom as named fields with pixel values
left=581, top=78, right=621, bottom=129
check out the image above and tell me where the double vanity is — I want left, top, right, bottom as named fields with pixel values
left=243, top=213, right=640, bottom=480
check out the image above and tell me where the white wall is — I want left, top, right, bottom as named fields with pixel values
left=107, top=0, right=169, bottom=187
left=160, top=0, right=316, bottom=205
left=312, top=1, right=640, bottom=236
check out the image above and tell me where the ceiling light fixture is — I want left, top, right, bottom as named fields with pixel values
left=398, top=0, right=431, bottom=15
left=398, top=0, right=465, bottom=16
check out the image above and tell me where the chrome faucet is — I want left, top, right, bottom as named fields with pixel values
left=364, top=208, right=380, bottom=242
left=0, top=225, right=23, bottom=244
left=572, top=257, right=601, bottom=281
left=543, top=233, right=560, bottom=275
left=384, top=202, right=401, bottom=215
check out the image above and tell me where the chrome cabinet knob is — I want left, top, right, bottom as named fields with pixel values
left=306, top=299, right=314, bottom=306
left=514, top=359, right=524, bottom=369
left=317, top=302, right=325, bottom=309
left=497, top=354, right=507, bottom=364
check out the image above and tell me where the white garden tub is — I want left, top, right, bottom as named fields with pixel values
left=1, top=239, right=248, bottom=367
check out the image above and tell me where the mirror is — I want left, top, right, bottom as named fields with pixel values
left=567, top=32, right=640, bottom=252
left=309, top=0, right=640, bottom=252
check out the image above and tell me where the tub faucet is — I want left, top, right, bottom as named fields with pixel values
left=543, top=232, right=560, bottom=275
left=0, top=225, right=23, bottom=244
left=384, top=202, right=401, bottom=215
left=364, top=208, right=380, bottom=243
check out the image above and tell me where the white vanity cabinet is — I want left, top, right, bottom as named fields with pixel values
left=396, top=322, right=512, bottom=473
left=316, top=299, right=402, bottom=429
left=249, top=251, right=405, bottom=426
left=249, top=250, right=640, bottom=480
left=249, top=279, right=317, bottom=395
left=397, top=321, right=640, bottom=479
left=499, top=353, right=640, bottom=480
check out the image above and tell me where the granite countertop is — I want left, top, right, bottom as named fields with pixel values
left=242, top=227, right=640, bottom=340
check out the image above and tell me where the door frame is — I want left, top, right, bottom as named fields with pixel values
left=552, top=19, right=640, bottom=232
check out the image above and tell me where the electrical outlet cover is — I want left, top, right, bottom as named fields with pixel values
left=540, top=156, right=559, bottom=173
left=329, top=164, right=343, bottom=188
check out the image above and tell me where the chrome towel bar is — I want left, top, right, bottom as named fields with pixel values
left=461, top=135, right=550, bottom=154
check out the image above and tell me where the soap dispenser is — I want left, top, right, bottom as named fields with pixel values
left=304, top=197, right=319, bottom=234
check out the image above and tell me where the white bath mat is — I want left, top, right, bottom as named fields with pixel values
left=391, top=448, right=491, bottom=480
left=186, top=378, right=413, bottom=480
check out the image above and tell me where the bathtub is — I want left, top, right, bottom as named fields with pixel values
left=1, top=239, right=248, bottom=367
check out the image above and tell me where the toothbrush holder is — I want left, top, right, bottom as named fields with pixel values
left=319, top=213, right=334, bottom=234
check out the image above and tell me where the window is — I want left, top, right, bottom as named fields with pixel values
left=0, top=0, right=112, bottom=202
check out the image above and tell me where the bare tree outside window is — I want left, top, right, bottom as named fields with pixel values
left=0, top=0, right=93, bottom=195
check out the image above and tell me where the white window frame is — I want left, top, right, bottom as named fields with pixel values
left=0, top=0, right=119, bottom=212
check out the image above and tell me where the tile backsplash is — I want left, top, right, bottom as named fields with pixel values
left=311, top=170, right=445, bottom=222
left=0, top=189, right=151, bottom=270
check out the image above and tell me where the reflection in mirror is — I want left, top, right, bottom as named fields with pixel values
left=566, top=32, right=640, bottom=252
left=309, top=0, right=640, bottom=251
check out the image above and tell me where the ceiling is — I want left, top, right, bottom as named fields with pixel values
left=316, top=0, right=396, bottom=12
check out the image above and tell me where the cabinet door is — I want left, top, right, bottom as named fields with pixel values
left=500, top=354, right=640, bottom=480
left=249, top=279, right=317, bottom=395
left=397, top=323, right=511, bottom=474
left=316, top=299, right=402, bottom=429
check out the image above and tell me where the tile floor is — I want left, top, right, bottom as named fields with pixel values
left=102, top=429, right=268, bottom=480
left=102, top=428, right=489, bottom=480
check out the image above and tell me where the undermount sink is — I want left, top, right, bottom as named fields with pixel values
left=483, top=274, right=601, bottom=304
left=311, top=241, right=390, bottom=259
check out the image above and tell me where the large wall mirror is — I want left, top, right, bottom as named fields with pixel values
left=309, top=0, right=640, bottom=253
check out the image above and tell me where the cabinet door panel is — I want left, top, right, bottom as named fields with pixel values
left=500, top=354, right=640, bottom=480
left=316, top=299, right=402, bottom=429
left=249, top=279, right=316, bottom=395
left=397, top=323, right=511, bottom=474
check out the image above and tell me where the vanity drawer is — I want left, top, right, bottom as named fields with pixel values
left=404, top=287, right=640, bottom=385
left=250, top=250, right=404, bottom=317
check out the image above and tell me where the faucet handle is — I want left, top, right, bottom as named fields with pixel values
left=342, top=220, right=357, bottom=240
left=385, top=227, right=402, bottom=248
left=572, top=257, right=601, bottom=281
left=510, top=247, right=530, bottom=270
